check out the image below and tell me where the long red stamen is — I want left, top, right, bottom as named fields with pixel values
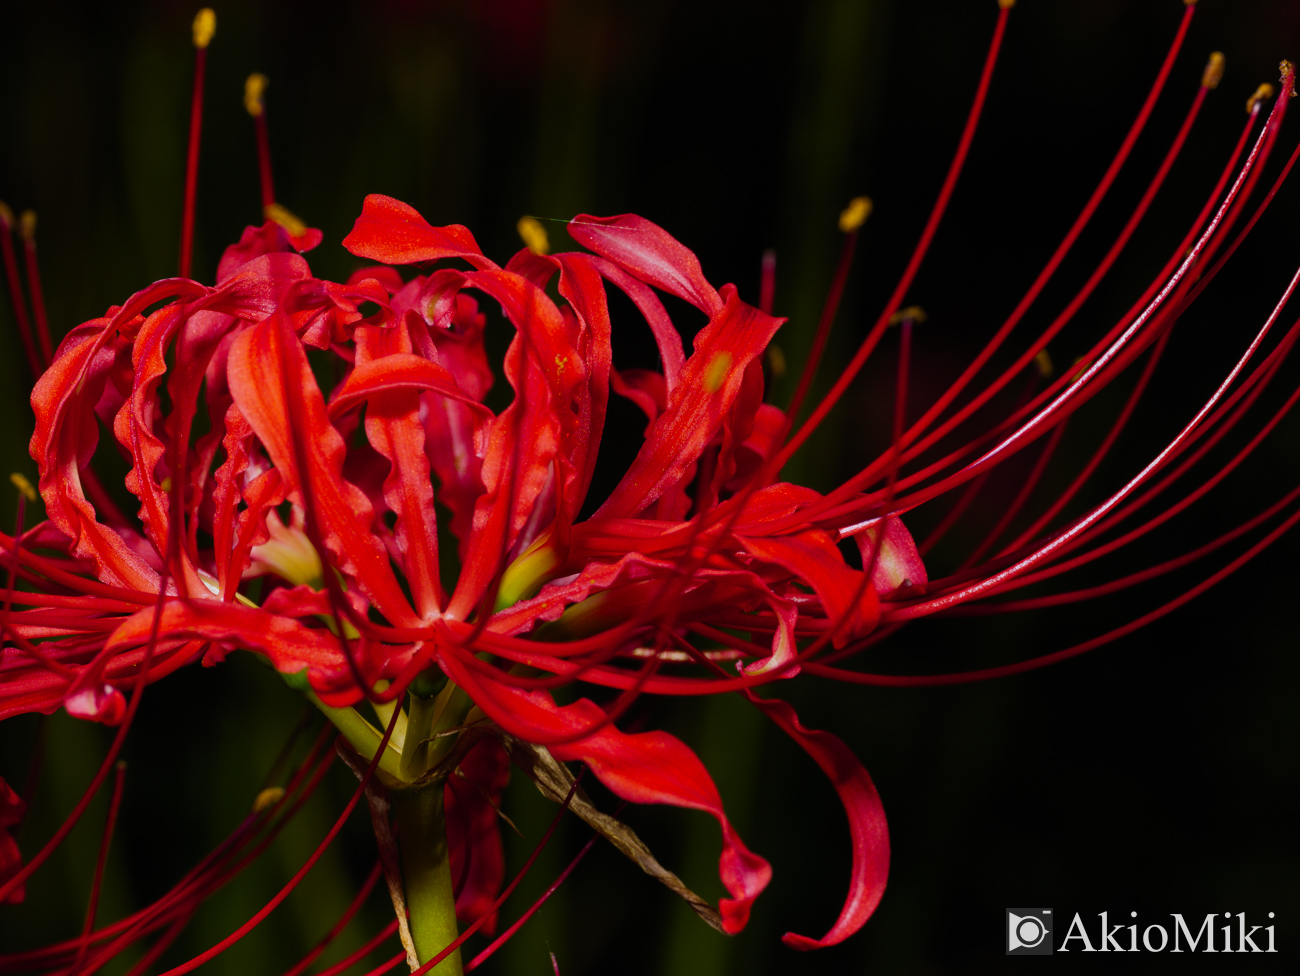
left=71, top=761, right=127, bottom=976
left=150, top=707, right=401, bottom=976
left=279, top=860, right=384, bottom=976
left=17, top=211, right=53, bottom=368
left=0, top=202, right=42, bottom=378
left=179, top=9, right=216, bottom=280
left=244, top=74, right=276, bottom=211
left=784, top=198, right=868, bottom=427
left=808, top=493, right=1300, bottom=687
left=772, top=0, right=1015, bottom=470
left=791, top=14, right=1209, bottom=535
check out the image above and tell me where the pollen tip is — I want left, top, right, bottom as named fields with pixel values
left=1034, top=350, right=1054, bottom=378
left=838, top=196, right=872, bottom=233
left=0, top=200, right=12, bottom=228
left=10, top=473, right=37, bottom=503
left=265, top=203, right=307, bottom=237
left=1202, top=52, right=1225, bottom=90
left=17, top=211, right=36, bottom=242
left=244, top=73, right=268, bottom=116
left=1246, top=83, right=1274, bottom=114
left=1280, top=61, right=1297, bottom=97
left=192, top=8, right=216, bottom=49
left=517, top=216, right=550, bottom=255
left=253, top=786, right=285, bottom=813
left=998, top=0, right=1016, bottom=8
left=888, top=305, right=926, bottom=326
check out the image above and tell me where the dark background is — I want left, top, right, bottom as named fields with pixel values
left=1, top=0, right=1298, bottom=973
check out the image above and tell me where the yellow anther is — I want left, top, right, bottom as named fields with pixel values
left=1034, top=350, right=1054, bottom=379
left=1246, top=83, right=1274, bottom=115
left=838, top=196, right=872, bottom=233
left=18, top=211, right=36, bottom=241
left=192, top=9, right=216, bottom=49
left=10, top=473, right=37, bottom=503
left=517, top=216, right=550, bottom=255
left=766, top=344, right=787, bottom=378
left=0, top=200, right=12, bottom=227
left=998, top=0, right=1016, bottom=8
left=1281, top=61, right=1297, bottom=98
left=244, top=73, right=268, bottom=117
left=1202, top=53, right=1225, bottom=90
left=265, top=203, right=307, bottom=237
left=252, top=787, right=285, bottom=813
left=704, top=351, right=733, bottom=393
left=888, top=306, right=926, bottom=326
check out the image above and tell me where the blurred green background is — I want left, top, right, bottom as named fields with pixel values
left=2, top=0, right=1298, bottom=973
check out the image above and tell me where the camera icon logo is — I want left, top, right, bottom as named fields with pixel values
left=1006, top=908, right=1053, bottom=955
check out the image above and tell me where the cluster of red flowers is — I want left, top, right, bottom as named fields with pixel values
left=2, top=1, right=1299, bottom=973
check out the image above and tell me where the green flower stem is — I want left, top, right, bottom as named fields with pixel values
left=394, top=786, right=464, bottom=975
left=305, top=691, right=405, bottom=782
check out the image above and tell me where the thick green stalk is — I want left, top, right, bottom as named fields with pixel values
left=394, top=786, right=463, bottom=975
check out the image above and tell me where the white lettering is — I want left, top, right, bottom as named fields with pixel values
left=1099, top=912, right=1127, bottom=951
left=1143, top=925, right=1168, bottom=952
left=1058, top=913, right=1095, bottom=952
left=1171, top=914, right=1216, bottom=952
left=1237, top=914, right=1263, bottom=953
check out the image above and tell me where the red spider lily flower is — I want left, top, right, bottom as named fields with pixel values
left=4, top=2, right=1300, bottom=973
left=3, top=192, right=894, bottom=960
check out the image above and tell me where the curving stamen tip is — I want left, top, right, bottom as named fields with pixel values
left=244, top=73, right=268, bottom=116
left=192, top=8, right=216, bottom=49
left=888, top=305, right=926, bottom=326
left=10, top=473, right=37, bottom=503
left=17, top=210, right=36, bottom=242
left=838, top=196, right=872, bottom=233
left=1034, top=350, right=1054, bottom=379
left=517, top=216, right=550, bottom=255
left=0, top=200, right=11, bottom=228
left=264, top=202, right=307, bottom=237
left=252, top=786, right=285, bottom=813
left=1202, top=52, right=1225, bottom=90
left=1246, top=83, right=1274, bottom=114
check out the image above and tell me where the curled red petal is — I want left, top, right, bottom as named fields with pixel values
left=569, top=213, right=723, bottom=316
left=595, top=286, right=784, bottom=519
left=436, top=652, right=771, bottom=930
left=343, top=194, right=496, bottom=270
left=858, top=516, right=929, bottom=597
left=745, top=693, right=889, bottom=949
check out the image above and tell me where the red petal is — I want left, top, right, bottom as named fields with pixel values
left=354, top=325, right=444, bottom=618
left=739, top=530, right=880, bottom=647
left=857, top=517, right=929, bottom=597
left=446, top=737, right=510, bottom=932
left=343, top=194, right=496, bottom=270
left=746, top=693, right=889, bottom=950
left=595, top=286, right=784, bottom=519
left=436, top=653, right=772, bottom=931
left=227, top=312, right=419, bottom=628
left=569, top=214, right=723, bottom=316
